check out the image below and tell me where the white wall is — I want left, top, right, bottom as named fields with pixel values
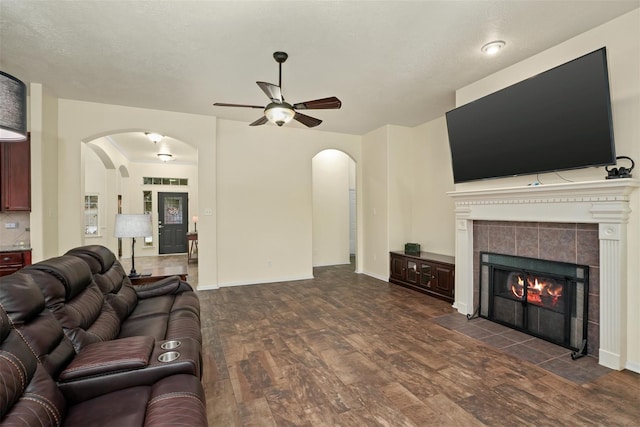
left=55, top=100, right=217, bottom=287
left=361, top=126, right=389, bottom=280
left=412, top=117, right=456, bottom=256
left=387, top=125, right=415, bottom=253
left=28, top=83, right=59, bottom=261
left=312, top=149, right=352, bottom=267
left=215, top=119, right=360, bottom=287
left=451, top=10, right=640, bottom=371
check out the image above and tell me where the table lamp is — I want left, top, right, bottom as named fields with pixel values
left=114, top=214, right=152, bottom=277
left=192, top=215, right=198, bottom=233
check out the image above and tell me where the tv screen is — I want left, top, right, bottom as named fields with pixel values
left=446, top=48, right=615, bottom=183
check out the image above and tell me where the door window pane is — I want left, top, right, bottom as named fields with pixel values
left=84, top=194, right=99, bottom=235
left=143, top=191, right=153, bottom=247
left=164, top=197, right=183, bottom=225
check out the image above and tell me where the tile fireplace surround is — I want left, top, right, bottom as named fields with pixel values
left=448, top=179, right=639, bottom=370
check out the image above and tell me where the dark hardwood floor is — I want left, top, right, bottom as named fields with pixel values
left=127, top=256, right=640, bottom=425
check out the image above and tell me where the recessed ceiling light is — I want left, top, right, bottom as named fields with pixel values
left=157, top=153, right=173, bottom=162
left=481, top=40, right=506, bottom=55
left=145, top=132, right=163, bottom=143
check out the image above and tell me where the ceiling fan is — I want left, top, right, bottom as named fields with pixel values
left=213, top=51, right=341, bottom=128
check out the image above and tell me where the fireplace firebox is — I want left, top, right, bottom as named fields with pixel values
left=479, top=252, right=589, bottom=357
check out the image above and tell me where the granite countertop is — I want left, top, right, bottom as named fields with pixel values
left=0, top=246, right=32, bottom=253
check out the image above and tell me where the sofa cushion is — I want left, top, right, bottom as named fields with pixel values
left=25, top=257, right=121, bottom=352
left=0, top=271, right=76, bottom=378
left=0, top=308, right=67, bottom=425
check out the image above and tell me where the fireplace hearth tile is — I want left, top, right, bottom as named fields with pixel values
left=500, top=329, right=535, bottom=344
left=526, top=338, right=572, bottom=358
left=453, top=323, right=495, bottom=340
left=433, top=313, right=609, bottom=385
left=539, top=356, right=611, bottom=385
left=478, top=334, right=518, bottom=349
left=501, top=343, right=553, bottom=365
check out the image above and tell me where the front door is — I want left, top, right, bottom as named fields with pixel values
left=158, top=192, right=188, bottom=254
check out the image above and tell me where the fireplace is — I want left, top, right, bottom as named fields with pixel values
left=479, top=252, right=588, bottom=355
left=448, top=179, right=639, bottom=370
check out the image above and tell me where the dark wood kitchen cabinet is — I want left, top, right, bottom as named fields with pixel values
left=389, top=251, right=455, bottom=303
left=0, top=250, right=32, bottom=277
left=1, top=135, right=31, bottom=211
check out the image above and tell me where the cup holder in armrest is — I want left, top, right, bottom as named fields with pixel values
left=158, top=351, right=180, bottom=363
left=160, top=340, right=182, bottom=350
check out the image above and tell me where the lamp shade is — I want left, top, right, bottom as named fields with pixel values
left=264, top=102, right=295, bottom=126
left=114, top=214, right=152, bottom=238
left=0, top=71, right=27, bottom=141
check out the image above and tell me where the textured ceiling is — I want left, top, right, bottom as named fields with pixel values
left=1, top=0, right=638, bottom=138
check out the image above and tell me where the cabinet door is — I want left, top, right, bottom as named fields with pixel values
left=405, top=260, right=418, bottom=285
left=1, top=139, right=31, bottom=211
left=418, top=261, right=434, bottom=289
left=434, top=264, right=455, bottom=297
left=390, top=255, right=406, bottom=281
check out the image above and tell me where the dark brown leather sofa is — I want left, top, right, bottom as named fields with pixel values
left=0, top=245, right=206, bottom=426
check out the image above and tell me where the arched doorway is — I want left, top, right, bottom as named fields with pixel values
left=312, top=149, right=357, bottom=269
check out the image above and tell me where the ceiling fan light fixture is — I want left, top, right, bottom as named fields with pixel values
left=157, top=153, right=173, bottom=162
left=145, top=132, right=164, bottom=143
left=264, top=102, right=295, bottom=127
left=481, top=40, right=506, bottom=55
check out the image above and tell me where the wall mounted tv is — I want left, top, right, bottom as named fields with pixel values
left=445, top=47, right=615, bottom=183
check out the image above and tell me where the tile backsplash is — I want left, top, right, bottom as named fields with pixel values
left=0, top=212, right=30, bottom=246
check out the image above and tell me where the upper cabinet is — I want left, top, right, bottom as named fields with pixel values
left=1, top=135, right=31, bottom=211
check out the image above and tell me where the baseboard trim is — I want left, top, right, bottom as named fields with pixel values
left=217, top=275, right=315, bottom=288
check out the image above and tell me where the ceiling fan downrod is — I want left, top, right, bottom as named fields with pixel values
left=273, top=51, right=288, bottom=100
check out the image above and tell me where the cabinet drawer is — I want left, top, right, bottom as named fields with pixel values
left=0, top=252, right=23, bottom=265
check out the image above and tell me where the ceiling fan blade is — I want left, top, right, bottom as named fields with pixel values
left=293, top=96, right=342, bottom=110
left=294, top=112, right=322, bottom=128
left=249, top=116, right=269, bottom=126
left=256, top=81, right=282, bottom=102
left=213, top=102, right=265, bottom=109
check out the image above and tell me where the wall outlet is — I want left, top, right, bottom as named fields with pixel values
left=4, top=222, right=17, bottom=229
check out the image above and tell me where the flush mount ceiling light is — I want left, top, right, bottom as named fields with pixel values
left=0, top=71, right=27, bottom=141
left=145, top=132, right=163, bottom=143
left=264, top=102, right=295, bottom=127
left=157, top=153, right=173, bottom=162
left=481, top=40, right=506, bottom=55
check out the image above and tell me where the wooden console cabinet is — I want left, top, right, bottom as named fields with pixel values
left=389, top=251, right=455, bottom=303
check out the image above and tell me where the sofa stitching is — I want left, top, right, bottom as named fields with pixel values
left=21, top=394, right=62, bottom=427
left=147, top=392, right=204, bottom=407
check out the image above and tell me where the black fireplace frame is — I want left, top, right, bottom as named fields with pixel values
left=479, top=252, right=589, bottom=355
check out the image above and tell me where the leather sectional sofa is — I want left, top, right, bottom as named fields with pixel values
left=0, top=245, right=207, bottom=426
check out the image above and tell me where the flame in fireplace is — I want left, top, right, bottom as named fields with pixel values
left=510, top=275, right=562, bottom=307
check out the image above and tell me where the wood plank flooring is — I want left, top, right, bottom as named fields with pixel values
left=125, top=256, right=640, bottom=425
left=196, top=263, right=640, bottom=426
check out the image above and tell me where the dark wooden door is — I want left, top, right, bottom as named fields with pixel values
left=158, top=192, right=188, bottom=254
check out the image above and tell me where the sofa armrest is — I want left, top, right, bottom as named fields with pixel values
left=59, top=336, right=154, bottom=382
left=133, top=276, right=194, bottom=299
left=58, top=337, right=201, bottom=404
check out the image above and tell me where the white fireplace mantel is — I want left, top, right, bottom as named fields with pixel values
left=447, top=178, right=640, bottom=370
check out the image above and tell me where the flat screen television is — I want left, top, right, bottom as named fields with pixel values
left=445, top=47, right=615, bottom=183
